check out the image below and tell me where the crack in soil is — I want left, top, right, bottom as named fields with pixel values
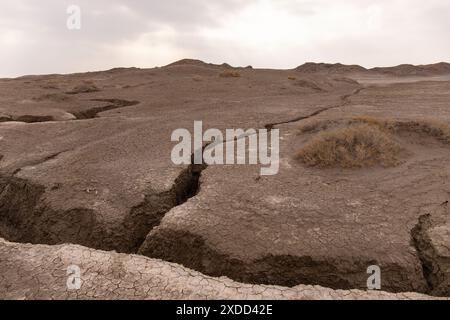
left=412, top=213, right=450, bottom=296
left=138, top=229, right=427, bottom=293
left=73, top=99, right=140, bottom=119
left=265, top=87, right=366, bottom=130
left=0, top=162, right=205, bottom=253
left=124, top=162, right=206, bottom=253
left=0, top=99, right=139, bottom=124
left=11, top=151, right=69, bottom=176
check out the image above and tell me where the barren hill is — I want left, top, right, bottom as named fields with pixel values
left=296, top=62, right=368, bottom=74
left=296, top=61, right=450, bottom=77
left=371, top=62, right=450, bottom=76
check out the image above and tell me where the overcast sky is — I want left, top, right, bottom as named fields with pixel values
left=1, top=0, right=449, bottom=77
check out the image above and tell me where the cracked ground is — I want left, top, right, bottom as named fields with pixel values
left=1, top=59, right=450, bottom=299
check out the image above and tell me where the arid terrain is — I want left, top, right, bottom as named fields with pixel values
left=1, top=59, right=450, bottom=299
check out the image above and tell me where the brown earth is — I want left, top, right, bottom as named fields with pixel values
left=1, top=59, right=450, bottom=299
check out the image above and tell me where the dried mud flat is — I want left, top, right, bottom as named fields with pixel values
left=1, top=59, right=450, bottom=300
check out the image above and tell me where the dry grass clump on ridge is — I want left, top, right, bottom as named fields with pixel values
left=352, top=116, right=450, bottom=144
left=219, top=69, right=241, bottom=78
left=296, top=124, right=402, bottom=168
left=299, top=116, right=450, bottom=142
left=298, top=119, right=341, bottom=134
left=296, top=115, right=450, bottom=168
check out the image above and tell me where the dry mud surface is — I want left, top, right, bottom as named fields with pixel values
left=1, top=60, right=450, bottom=299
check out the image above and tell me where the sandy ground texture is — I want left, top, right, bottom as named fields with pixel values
left=1, top=59, right=450, bottom=299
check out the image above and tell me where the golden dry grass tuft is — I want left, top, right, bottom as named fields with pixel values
left=296, top=116, right=450, bottom=168
left=296, top=124, right=402, bottom=168
left=219, top=70, right=241, bottom=78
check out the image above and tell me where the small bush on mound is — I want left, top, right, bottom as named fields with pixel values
left=219, top=70, right=240, bottom=78
left=296, top=124, right=402, bottom=168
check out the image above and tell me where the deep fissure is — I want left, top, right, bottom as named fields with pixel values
left=73, top=99, right=140, bottom=119
left=411, top=213, right=450, bottom=296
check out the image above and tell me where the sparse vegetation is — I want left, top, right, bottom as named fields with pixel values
left=294, top=79, right=323, bottom=91
left=66, top=81, right=100, bottom=94
left=298, top=119, right=340, bottom=134
left=296, top=124, right=402, bottom=168
left=332, top=77, right=360, bottom=85
left=219, top=70, right=241, bottom=78
left=299, top=116, right=450, bottom=142
left=296, top=116, right=450, bottom=168
left=40, top=81, right=60, bottom=90
left=32, top=93, right=72, bottom=102
left=395, top=120, right=450, bottom=144
left=352, top=116, right=450, bottom=143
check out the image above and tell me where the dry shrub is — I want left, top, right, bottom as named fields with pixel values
left=296, top=124, right=402, bottom=168
left=332, top=77, right=360, bottom=85
left=298, top=119, right=339, bottom=134
left=294, top=79, right=323, bottom=91
left=300, top=116, right=450, bottom=144
left=41, top=81, right=59, bottom=89
left=66, top=81, right=99, bottom=94
left=33, top=93, right=71, bottom=102
left=352, top=116, right=450, bottom=144
left=395, top=120, right=450, bottom=144
left=296, top=115, right=450, bottom=168
left=219, top=70, right=241, bottom=78
left=288, top=76, right=297, bottom=80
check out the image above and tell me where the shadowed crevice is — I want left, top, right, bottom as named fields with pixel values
left=73, top=99, right=140, bottom=119
left=138, top=228, right=428, bottom=293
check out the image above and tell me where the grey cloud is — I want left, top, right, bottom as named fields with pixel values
left=0, top=0, right=449, bottom=77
